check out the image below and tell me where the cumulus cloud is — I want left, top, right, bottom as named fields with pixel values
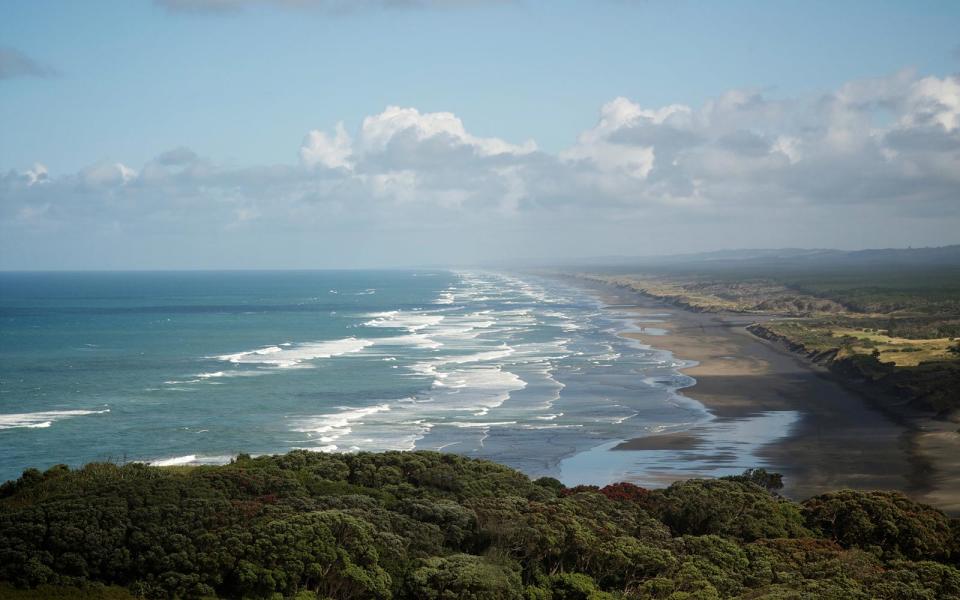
left=300, top=123, right=353, bottom=170
left=0, top=47, right=57, bottom=80
left=79, top=162, right=138, bottom=187
left=357, top=106, right=536, bottom=157
left=24, top=163, right=49, bottom=186
left=3, top=69, right=959, bottom=267
left=300, top=106, right=536, bottom=171
left=562, top=97, right=692, bottom=179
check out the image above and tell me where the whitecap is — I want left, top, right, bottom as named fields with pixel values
left=0, top=408, right=110, bottom=430
left=150, top=454, right=197, bottom=467
left=292, top=404, right=392, bottom=441
left=534, top=413, right=563, bottom=420
left=216, top=337, right=373, bottom=369
left=147, top=454, right=234, bottom=467
left=363, top=312, right=444, bottom=332
left=195, top=370, right=262, bottom=380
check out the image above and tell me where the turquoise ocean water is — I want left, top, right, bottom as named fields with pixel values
left=0, top=270, right=794, bottom=484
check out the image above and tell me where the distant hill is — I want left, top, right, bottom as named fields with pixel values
left=552, top=244, right=960, bottom=275
left=476, top=244, right=960, bottom=273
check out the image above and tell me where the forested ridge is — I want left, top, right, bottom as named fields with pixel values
left=0, top=451, right=958, bottom=599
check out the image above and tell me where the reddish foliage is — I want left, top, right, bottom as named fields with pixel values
left=599, top=482, right=654, bottom=511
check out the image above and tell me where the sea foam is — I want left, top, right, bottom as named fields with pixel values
left=0, top=408, right=110, bottom=430
left=147, top=454, right=235, bottom=467
left=217, top=337, right=373, bottom=368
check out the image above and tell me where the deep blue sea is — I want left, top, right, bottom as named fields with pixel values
left=0, top=270, right=795, bottom=484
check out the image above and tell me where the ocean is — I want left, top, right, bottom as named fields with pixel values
left=0, top=270, right=794, bottom=484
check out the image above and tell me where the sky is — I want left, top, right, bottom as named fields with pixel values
left=1, top=0, right=959, bottom=269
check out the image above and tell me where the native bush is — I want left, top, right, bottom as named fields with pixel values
left=0, top=455, right=958, bottom=599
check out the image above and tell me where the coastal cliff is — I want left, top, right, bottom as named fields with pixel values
left=747, top=322, right=960, bottom=420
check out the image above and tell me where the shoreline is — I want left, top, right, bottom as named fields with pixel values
left=578, top=278, right=960, bottom=514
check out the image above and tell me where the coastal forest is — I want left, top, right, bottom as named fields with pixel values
left=1, top=450, right=959, bottom=599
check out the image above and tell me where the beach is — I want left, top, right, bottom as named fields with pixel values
left=586, top=281, right=960, bottom=513
left=4, top=268, right=958, bottom=513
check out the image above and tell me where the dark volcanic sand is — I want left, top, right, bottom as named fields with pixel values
left=596, top=287, right=947, bottom=508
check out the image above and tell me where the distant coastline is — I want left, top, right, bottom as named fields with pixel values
left=572, top=275, right=960, bottom=515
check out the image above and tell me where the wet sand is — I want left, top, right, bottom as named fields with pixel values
left=593, top=286, right=959, bottom=512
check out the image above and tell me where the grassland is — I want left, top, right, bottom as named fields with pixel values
left=588, top=273, right=848, bottom=315
left=765, top=322, right=956, bottom=367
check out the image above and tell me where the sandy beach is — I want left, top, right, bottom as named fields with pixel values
left=584, top=281, right=960, bottom=514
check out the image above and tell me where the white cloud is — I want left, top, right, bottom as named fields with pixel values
left=80, top=162, right=138, bottom=187
left=300, top=106, right=536, bottom=173
left=300, top=122, right=353, bottom=170
left=24, top=163, right=49, bottom=186
left=901, top=75, right=960, bottom=131
left=3, top=69, right=959, bottom=267
left=355, top=105, right=536, bottom=157
left=772, top=136, right=801, bottom=164
left=561, top=97, right=693, bottom=179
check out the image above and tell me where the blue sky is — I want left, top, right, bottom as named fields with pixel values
left=1, top=1, right=959, bottom=268
left=4, top=0, right=958, bottom=173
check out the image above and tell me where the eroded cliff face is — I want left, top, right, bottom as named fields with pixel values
left=746, top=323, right=840, bottom=365
left=747, top=323, right=960, bottom=421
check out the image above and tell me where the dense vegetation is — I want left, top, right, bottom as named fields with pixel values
left=2, top=451, right=960, bottom=599
left=778, top=266, right=960, bottom=317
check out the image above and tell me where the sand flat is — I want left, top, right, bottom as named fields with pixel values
left=596, top=286, right=959, bottom=513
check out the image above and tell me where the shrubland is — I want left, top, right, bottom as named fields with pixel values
left=1, top=451, right=959, bottom=599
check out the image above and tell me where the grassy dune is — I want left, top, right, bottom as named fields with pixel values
left=580, top=253, right=960, bottom=417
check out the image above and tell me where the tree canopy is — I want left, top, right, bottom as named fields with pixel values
left=0, top=451, right=958, bottom=599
